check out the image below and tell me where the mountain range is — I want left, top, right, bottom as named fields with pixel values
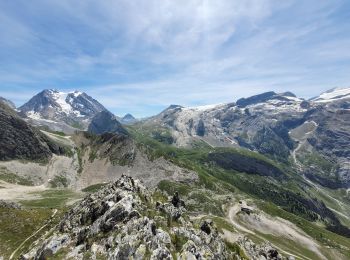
left=0, top=87, right=350, bottom=259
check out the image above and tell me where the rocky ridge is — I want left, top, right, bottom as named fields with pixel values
left=23, top=175, right=236, bottom=259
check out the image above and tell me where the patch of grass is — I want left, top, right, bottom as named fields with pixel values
left=88, top=148, right=98, bottom=162
left=158, top=180, right=192, bottom=196
left=300, top=152, right=336, bottom=173
left=75, top=147, right=84, bottom=174
left=0, top=208, right=64, bottom=259
left=212, top=216, right=236, bottom=233
left=225, top=241, right=249, bottom=259
left=82, top=183, right=108, bottom=193
left=49, top=175, right=69, bottom=188
left=20, top=189, right=81, bottom=208
left=187, top=191, right=225, bottom=216
left=171, top=233, right=188, bottom=251
left=70, top=121, right=84, bottom=129
left=53, top=131, right=66, bottom=137
left=0, top=166, right=34, bottom=186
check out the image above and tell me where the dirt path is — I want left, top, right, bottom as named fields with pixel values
left=9, top=209, right=58, bottom=259
left=227, top=203, right=326, bottom=260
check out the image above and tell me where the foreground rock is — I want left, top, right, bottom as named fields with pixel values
left=0, top=199, right=22, bottom=209
left=237, top=237, right=290, bottom=260
left=23, top=175, right=235, bottom=259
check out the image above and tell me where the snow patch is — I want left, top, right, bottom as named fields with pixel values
left=51, top=91, right=72, bottom=114
left=312, top=87, right=350, bottom=103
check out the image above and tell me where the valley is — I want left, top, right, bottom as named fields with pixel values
left=0, top=88, right=349, bottom=259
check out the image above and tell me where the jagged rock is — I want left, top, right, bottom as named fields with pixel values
left=171, top=191, right=185, bottom=208
left=23, top=175, right=235, bottom=259
left=241, top=207, right=253, bottom=215
left=200, top=220, right=212, bottom=235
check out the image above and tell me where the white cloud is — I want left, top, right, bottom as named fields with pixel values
left=0, top=0, right=349, bottom=116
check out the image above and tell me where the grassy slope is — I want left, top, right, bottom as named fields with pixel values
left=0, top=207, right=66, bottom=259
left=128, top=126, right=350, bottom=257
left=1, top=125, right=349, bottom=258
left=0, top=188, right=83, bottom=258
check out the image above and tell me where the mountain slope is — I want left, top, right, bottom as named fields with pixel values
left=120, top=113, right=137, bottom=125
left=88, top=110, right=128, bottom=136
left=135, top=88, right=350, bottom=188
left=137, top=92, right=306, bottom=160
left=0, top=102, right=64, bottom=162
left=1, top=88, right=350, bottom=259
left=19, top=89, right=107, bottom=133
left=310, top=87, right=350, bottom=103
left=0, top=97, right=16, bottom=109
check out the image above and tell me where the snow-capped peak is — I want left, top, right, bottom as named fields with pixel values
left=19, top=89, right=107, bottom=129
left=311, top=87, right=350, bottom=103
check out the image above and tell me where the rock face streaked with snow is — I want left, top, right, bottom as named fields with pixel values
left=19, top=89, right=107, bottom=133
left=142, top=92, right=306, bottom=158
left=310, top=87, right=350, bottom=103
left=139, top=88, right=350, bottom=188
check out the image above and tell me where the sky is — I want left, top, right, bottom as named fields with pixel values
left=0, top=0, right=349, bottom=117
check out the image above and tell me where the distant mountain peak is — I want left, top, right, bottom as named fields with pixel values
left=19, top=89, right=107, bottom=132
left=88, top=110, right=128, bottom=135
left=122, top=113, right=135, bottom=120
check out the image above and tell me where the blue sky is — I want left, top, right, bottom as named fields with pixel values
left=0, top=0, right=349, bottom=117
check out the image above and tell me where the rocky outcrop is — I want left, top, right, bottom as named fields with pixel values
left=237, top=237, right=289, bottom=260
left=23, top=176, right=234, bottom=259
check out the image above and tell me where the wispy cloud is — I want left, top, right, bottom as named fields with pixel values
left=0, top=0, right=349, bottom=116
